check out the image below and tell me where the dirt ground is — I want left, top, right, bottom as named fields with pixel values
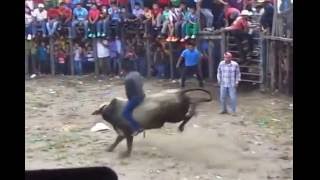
left=25, top=75, right=293, bottom=180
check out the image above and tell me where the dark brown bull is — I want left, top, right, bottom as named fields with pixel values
left=92, top=88, right=212, bottom=157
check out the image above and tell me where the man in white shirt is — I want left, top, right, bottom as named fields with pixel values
left=25, top=0, right=34, bottom=10
left=97, top=39, right=111, bottom=75
left=32, top=3, right=47, bottom=37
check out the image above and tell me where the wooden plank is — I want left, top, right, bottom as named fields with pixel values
left=49, top=38, right=55, bottom=75
left=146, top=38, right=152, bottom=78
left=220, top=32, right=225, bottom=58
left=92, top=39, right=99, bottom=76
left=263, top=36, right=293, bottom=43
left=286, top=45, right=291, bottom=95
left=278, top=43, right=283, bottom=92
left=69, top=39, right=74, bottom=75
left=169, top=42, right=174, bottom=79
left=208, top=40, right=214, bottom=80
left=270, top=41, right=276, bottom=91
left=25, top=40, right=30, bottom=76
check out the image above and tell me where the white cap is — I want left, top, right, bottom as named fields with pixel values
left=38, top=3, right=44, bottom=8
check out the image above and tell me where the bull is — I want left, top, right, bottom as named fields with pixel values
left=92, top=88, right=212, bottom=157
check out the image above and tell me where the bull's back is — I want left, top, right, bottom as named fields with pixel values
left=114, top=91, right=188, bottom=129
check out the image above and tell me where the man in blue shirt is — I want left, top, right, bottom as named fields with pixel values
left=71, top=3, right=89, bottom=38
left=176, top=41, right=204, bottom=88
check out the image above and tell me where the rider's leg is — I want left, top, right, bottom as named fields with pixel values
left=122, top=96, right=144, bottom=133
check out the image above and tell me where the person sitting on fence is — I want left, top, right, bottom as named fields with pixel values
left=159, top=6, right=176, bottom=42
left=132, top=3, right=145, bottom=29
left=97, top=5, right=109, bottom=37
left=181, top=6, right=200, bottom=41
left=71, top=3, right=89, bottom=39
left=224, top=5, right=240, bottom=26
left=46, top=6, right=60, bottom=37
left=142, top=6, right=153, bottom=37
left=198, top=0, right=215, bottom=31
left=108, top=2, right=122, bottom=37
left=174, top=2, right=187, bottom=41
left=88, top=4, right=101, bottom=38
left=58, top=2, right=73, bottom=37
left=259, top=0, right=274, bottom=33
left=25, top=6, right=33, bottom=40
left=223, top=10, right=254, bottom=57
left=151, top=3, right=162, bottom=30
left=32, top=3, right=47, bottom=38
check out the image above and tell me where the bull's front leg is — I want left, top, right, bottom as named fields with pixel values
left=121, top=136, right=133, bottom=158
left=107, top=135, right=125, bottom=152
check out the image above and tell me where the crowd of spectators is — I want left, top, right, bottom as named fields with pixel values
left=25, top=0, right=291, bottom=77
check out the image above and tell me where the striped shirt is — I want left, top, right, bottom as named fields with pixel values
left=217, top=60, right=241, bottom=87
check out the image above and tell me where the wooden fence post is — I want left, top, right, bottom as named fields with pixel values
left=146, top=38, right=152, bottom=78
left=69, top=39, right=74, bottom=75
left=25, top=40, right=30, bottom=76
left=169, top=42, right=174, bottom=79
left=49, top=38, right=55, bottom=75
left=208, top=40, right=214, bottom=80
left=93, top=39, right=99, bottom=76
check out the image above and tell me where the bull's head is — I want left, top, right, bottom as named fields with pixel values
left=92, top=102, right=109, bottom=115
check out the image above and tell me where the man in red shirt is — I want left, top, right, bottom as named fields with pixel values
left=223, top=9, right=254, bottom=54
left=88, top=4, right=101, bottom=38
left=224, top=6, right=240, bottom=25
left=46, top=6, right=60, bottom=36
left=58, top=2, right=73, bottom=37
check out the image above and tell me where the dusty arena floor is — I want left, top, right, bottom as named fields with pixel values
left=25, top=75, right=293, bottom=180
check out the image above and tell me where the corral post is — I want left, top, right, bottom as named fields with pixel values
left=69, top=39, right=74, bottom=75
left=208, top=40, right=214, bottom=80
left=169, top=42, right=174, bottom=79
left=49, top=38, right=55, bottom=75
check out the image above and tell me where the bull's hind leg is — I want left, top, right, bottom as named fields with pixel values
left=178, top=116, right=192, bottom=132
left=107, top=135, right=125, bottom=152
left=178, top=104, right=196, bottom=132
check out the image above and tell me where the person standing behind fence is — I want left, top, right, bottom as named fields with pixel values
left=97, top=39, right=111, bottom=76
left=176, top=41, right=204, bottom=88
left=56, top=48, right=67, bottom=75
left=37, top=42, right=49, bottom=74
left=73, top=43, right=83, bottom=75
left=217, top=52, right=241, bottom=116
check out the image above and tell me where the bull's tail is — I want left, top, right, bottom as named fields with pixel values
left=180, top=88, right=213, bottom=103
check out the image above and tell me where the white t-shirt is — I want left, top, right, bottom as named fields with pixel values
left=25, top=13, right=33, bottom=26
left=32, top=8, right=47, bottom=21
left=74, top=47, right=82, bottom=61
left=97, top=41, right=110, bottom=58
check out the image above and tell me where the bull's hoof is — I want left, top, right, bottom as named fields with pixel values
left=178, top=125, right=185, bottom=132
left=119, top=151, right=131, bottom=158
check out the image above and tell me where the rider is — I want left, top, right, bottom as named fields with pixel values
left=122, top=64, right=145, bottom=136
